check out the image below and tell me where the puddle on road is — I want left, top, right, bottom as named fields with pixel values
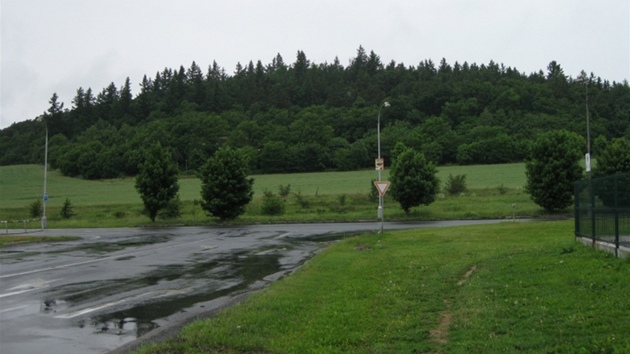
left=52, top=234, right=173, bottom=254
left=287, top=231, right=361, bottom=243
left=41, top=251, right=285, bottom=340
left=16, top=231, right=351, bottom=352
left=0, top=251, right=42, bottom=264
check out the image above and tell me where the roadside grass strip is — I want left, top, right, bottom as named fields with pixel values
left=135, top=221, right=630, bottom=353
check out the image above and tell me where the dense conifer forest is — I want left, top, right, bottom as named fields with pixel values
left=1, top=46, right=628, bottom=179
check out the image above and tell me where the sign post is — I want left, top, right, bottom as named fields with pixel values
left=374, top=180, right=390, bottom=233
left=374, top=181, right=390, bottom=197
left=375, top=158, right=384, bottom=171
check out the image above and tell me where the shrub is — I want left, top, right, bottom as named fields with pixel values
left=278, top=184, right=291, bottom=198
left=293, top=191, right=311, bottom=209
left=261, top=190, right=285, bottom=216
left=29, top=199, right=43, bottom=218
left=497, top=183, right=508, bottom=195
left=369, top=179, right=379, bottom=202
left=444, top=174, right=468, bottom=195
left=60, top=198, right=74, bottom=219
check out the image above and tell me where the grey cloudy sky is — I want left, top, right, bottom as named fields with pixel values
left=1, top=0, right=629, bottom=129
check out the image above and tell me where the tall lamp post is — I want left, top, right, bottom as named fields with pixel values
left=578, top=73, right=594, bottom=241
left=37, top=116, right=48, bottom=230
left=377, top=101, right=390, bottom=233
left=577, top=73, right=591, bottom=178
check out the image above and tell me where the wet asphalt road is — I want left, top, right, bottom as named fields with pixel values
left=0, top=220, right=510, bottom=354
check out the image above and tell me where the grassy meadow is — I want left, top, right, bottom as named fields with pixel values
left=134, top=220, right=630, bottom=353
left=0, top=163, right=541, bottom=227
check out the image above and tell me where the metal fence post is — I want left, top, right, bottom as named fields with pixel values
left=590, top=179, right=596, bottom=246
left=614, top=175, right=620, bottom=258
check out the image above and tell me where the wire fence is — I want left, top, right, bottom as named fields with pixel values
left=574, top=172, right=630, bottom=258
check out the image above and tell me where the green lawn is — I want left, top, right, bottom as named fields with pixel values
left=1, top=163, right=526, bottom=206
left=134, top=220, right=630, bottom=353
left=1, top=163, right=537, bottom=227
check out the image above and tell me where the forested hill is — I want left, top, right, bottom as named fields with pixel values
left=1, top=46, right=628, bottom=179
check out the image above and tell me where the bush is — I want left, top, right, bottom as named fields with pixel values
left=369, top=179, right=379, bottom=202
left=444, top=174, right=468, bottom=195
left=29, top=199, right=43, bottom=218
left=293, top=191, right=311, bottom=209
left=278, top=184, right=291, bottom=198
left=60, top=198, right=74, bottom=219
left=261, top=190, right=285, bottom=216
left=338, top=194, right=347, bottom=206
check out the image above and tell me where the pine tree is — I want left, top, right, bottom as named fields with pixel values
left=60, top=198, right=74, bottom=219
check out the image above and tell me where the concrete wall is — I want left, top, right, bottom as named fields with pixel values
left=576, top=236, right=629, bottom=259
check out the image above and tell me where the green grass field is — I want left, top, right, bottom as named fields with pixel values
left=0, top=163, right=538, bottom=227
left=134, top=221, right=630, bottom=353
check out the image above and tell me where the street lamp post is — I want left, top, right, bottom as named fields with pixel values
left=584, top=82, right=591, bottom=181
left=577, top=73, right=592, bottom=179
left=578, top=74, right=594, bottom=241
left=377, top=101, right=390, bottom=233
left=37, top=117, right=49, bottom=230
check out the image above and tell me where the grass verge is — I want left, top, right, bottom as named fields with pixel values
left=134, top=220, right=630, bottom=353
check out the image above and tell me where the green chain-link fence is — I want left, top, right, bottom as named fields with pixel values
left=574, top=172, right=630, bottom=257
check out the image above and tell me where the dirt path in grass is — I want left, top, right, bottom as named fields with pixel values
left=429, top=265, right=477, bottom=351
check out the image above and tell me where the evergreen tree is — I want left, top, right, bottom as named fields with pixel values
left=45, top=92, right=65, bottom=136
left=119, top=77, right=133, bottom=115
left=199, top=146, right=254, bottom=221
left=60, top=198, right=74, bottom=219
left=135, top=142, right=180, bottom=222
left=389, top=143, right=439, bottom=213
left=525, top=130, right=584, bottom=212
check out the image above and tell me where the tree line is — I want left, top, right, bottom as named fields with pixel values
left=1, top=46, right=628, bottom=179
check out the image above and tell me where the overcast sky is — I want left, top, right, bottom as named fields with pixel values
left=1, top=0, right=629, bottom=129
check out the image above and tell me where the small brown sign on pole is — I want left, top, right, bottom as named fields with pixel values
left=375, top=158, right=384, bottom=171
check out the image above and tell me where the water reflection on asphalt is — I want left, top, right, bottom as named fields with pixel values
left=0, top=227, right=346, bottom=354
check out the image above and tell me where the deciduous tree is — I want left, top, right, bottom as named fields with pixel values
left=525, top=130, right=584, bottom=212
left=199, top=146, right=254, bottom=221
left=135, top=142, right=180, bottom=222
left=389, top=144, right=439, bottom=213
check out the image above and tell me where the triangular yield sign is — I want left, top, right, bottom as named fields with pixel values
left=374, top=181, right=390, bottom=196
